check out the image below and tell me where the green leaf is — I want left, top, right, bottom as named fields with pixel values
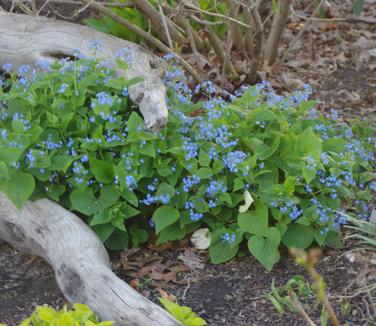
left=121, top=189, right=139, bottom=207
left=233, top=178, right=244, bottom=192
left=90, top=209, right=111, bottom=226
left=123, top=204, right=141, bottom=219
left=209, top=229, right=240, bottom=264
left=156, top=182, right=175, bottom=199
left=0, top=171, right=35, bottom=208
left=213, top=160, right=224, bottom=174
left=157, top=221, right=186, bottom=244
left=195, top=167, right=213, bottom=179
left=98, top=185, right=120, bottom=209
left=153, top=205, right=180, bottom=234
left=92, top=223, right=115, bottom=242
left=105, top=229, right=129, bottom=250
left=248, top=227, right=281, bottom=271
left=282, top=224, right=314, bottom=249
left=127, top=112, right=144, bottom=135
left=283, top=176, right=296, bottom=196
left=302, top=165, right=317, bottom=184
left=52, top=155, right=75, bottom=172
left=70, top=188, right=98, bottom=215
left=296, top=127, right=322, bottom=159
left=199, top=149, right=210, bottom=166
left=90, top=158, right=114, bottom=183
left=129, top=226, right=149, bottom=247
left=0, top=161, right=9, bottom=179
left=323, top=138, right=347, bottom=153
left=238, top=200, right=268, bottom=236
left=124, top=76, right=144, bottom=87
left=353, top=0, right=363, bottom=16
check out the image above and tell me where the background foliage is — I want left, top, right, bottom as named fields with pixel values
left=0, top=53, right=375, bottom=270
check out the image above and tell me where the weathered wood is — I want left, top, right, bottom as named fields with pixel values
left=0, top=193, right=181, bottom=325
left=0, top=12, right=181, bottom=325
left=0, top=12, right=168, bottom=130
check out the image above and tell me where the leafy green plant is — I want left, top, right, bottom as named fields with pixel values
left=0, top=50, right=375, bottom=270
left=344, top=213, right=376, bottom=251
left=85, top=7, right=147, bottom=43
left=160, top=298, right=206, bottom=326
left=266, top=276, right=314, bottom=315
left=18, top=303, right=113, bottom=326
left=352, top=0, right=364, bottom=16
left=291, top=249, right=341, bottom=326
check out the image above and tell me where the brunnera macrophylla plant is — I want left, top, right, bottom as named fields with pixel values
left=0, top=48, right=375, bottom=271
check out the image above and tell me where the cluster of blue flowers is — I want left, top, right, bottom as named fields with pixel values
left=221, top=232, right=236, bottom=244
left=271, top=200, right=303, bottom=221
left=223, top=151, right=246, bottom=172
left=184, top=201, right=203, bottom=221
left=182, top=175, right=201, bottom=192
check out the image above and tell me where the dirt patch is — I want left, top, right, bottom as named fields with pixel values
left=1, top=239, right=375, bottom=325
left=0, top=241, right=65, bottom=325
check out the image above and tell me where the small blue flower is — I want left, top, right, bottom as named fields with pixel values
left=2, top=63, right=13, bottom=72
left=58, top=83, right=69, bottom=94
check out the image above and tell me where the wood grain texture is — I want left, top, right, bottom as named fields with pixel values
left=0, top=12, right=180, bottom=325
left=0, top=193, right=181, bottom=325
left=0, top=12, right=168, bottom=130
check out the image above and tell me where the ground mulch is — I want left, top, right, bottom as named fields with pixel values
left=1, top=240, right=375, bottom=325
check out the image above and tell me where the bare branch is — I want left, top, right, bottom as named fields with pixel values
left=80, top=0, right=204, bottom=82
left=280, top=0, right=325, bottom=64
left=133, top=0, right=186, bottom=46
left=162, top=4, right=206, bottom=51
left=265, top=0, right=292, bottom=65
left=226, top=0, right=244, bottom=52
left=183, top=2, right=252, bottom=28
left=158, top=4, right=172, bottom=48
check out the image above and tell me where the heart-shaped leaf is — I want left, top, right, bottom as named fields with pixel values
left=238, top=200, right=268, bottom=236
left=248, top=227, right=281, bottom=271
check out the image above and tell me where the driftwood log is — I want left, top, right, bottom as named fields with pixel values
left=0, top=12, right=181, bottom=325
left=0, top=12, right=168, bottom=130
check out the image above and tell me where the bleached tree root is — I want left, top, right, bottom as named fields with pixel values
left=0, top=12, right=168, bottom=130
left=0, top=193, right=181, bottom=325
left=0, top=12, right=180, bottom=325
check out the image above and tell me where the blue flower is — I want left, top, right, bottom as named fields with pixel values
left=182, top=137, right=198, bottom=160
left=121, top=87, right=129, bottom=97
left=58, top=83, right=69, bottom=94
left=125, top=175, right=137, bottom=191
left=80, top=154, right=89, bottom=163
left=183, top=175, right=201, bottom=192
left=206, top=180, right=227, bottom=198
left=223, top=151, right=246, bottom=172
left=89, top=39, right=103, bottom=52
left=18, top=65, right=30, bottom=75
left=221, top=233, right=236, bottom=244
left=2, top=63, right=13, bottom=72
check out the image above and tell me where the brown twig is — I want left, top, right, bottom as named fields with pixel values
left=133, top=0, right=186, bottom=46
left=162, top=4, right=205, bottom=51
left=280, top=0, right=325, bottom=64
left=265, top=0, right=292, bottom=65
left=226, top=0, right=243, bottom=52
left=11, top=0, right=134, bottom=7
left=183, top=2, right=252, bottom=28
left=158, top=4, right=173, bottom=48
left=243, top=2, right=264, bottom=83
left=80, top=0, right=204, bottom=82
left=288, top=290, right=317, bottom=326
left=291, top=249, right=341, bottom=326
left=30, top=0, right=38, bottom=15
